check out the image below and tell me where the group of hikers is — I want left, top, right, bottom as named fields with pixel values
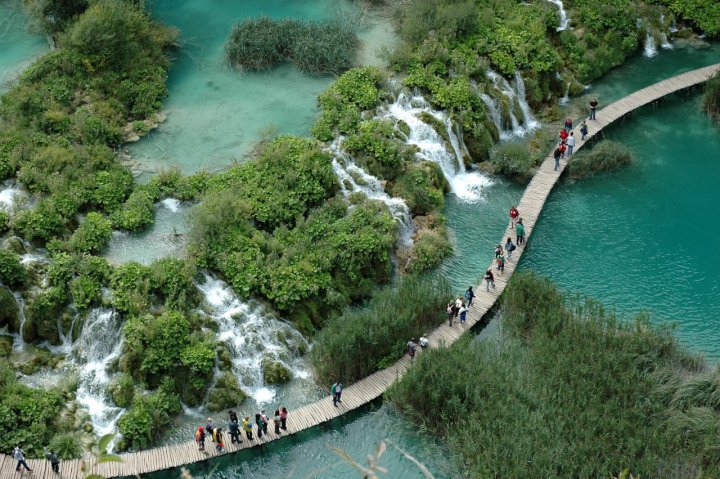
left=195, top=408, right=289, bottom=453
left=553, top=98, right=598, bottom=170
left=11, top=446, right=60, bottom=474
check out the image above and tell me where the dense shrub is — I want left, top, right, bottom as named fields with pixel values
left=47, top=433, right=83, bottom=459
left=311, top=275, right=452, bottom=384
left=68, top=212, right=112, bottom=253
left=389, top=161, right=448, bottom=215
left=206, top=373, right=247, bottom=412
left=225, top=17, right=356, bottom=75
left=404, top=226, right=453, bottom=274
left=703, top=71, right=720, bottom=120
left=490, top=141, right=537, bottom=176
left=117, top=379, right=182, bottom=450
left=0, top=249, right=27, bottom=288
left=0, top=289, right=20, bottom=332
left=568, top=140, right=634, bottom=178
left=389, top=272, right=714, bottom=478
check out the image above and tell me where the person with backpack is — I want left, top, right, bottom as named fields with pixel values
left=564, top=117, right=573, bottom=131
left=553, top=145, right=562, bottom=171
left=580, top=121, right=589, bottom=141
left=228, top=418, right=241, bottom=444
left=195, top=426, right=206, bottom=451
left=45, top=449, right=60, bottom=474
left=213, top=427, right=225, bottom=452
left=255, top=413, right=264, bottom=438
left=280, top=407, right=288, bottom=431
left=496, top=253, right=505, bottom=275
left=407, top=338, right=418, bottom=361
left=446, top=301, right=454, bottom=326
left=205, top=417, right=215, bottom=437
left=516, top=218, right=526, bottom=246
left=505, top=237, right=517, bottom=261
left=509, top=206, right=519, bottom=229
left=484, top=269, right=495, bottom=292
left=589, top=97, right=599, bottom=119
left=459, top=303, right=468, bottom=325
left=260, top=410, right=270, bottom=435
left=419, top=334, right=429, bottom=348
left=242, top=416, right=253, bottom=440
left=229, top=410, right=239, bottom=424
left=13, top=446, right=32, bottom=472
left=464, top=286, right=475, bottom=307
left=273, top=409, right=282, bottom=435
left=331, top=381, right=344, bottom=407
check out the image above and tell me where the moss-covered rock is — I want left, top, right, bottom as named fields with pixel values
left=206, top=372, right=247, bottom=411
left=2, top=237, right=28, bottom=255
left=16, top=347, right=63, bottom=375
left=108, top=373, right=135, bottom=408
left=262, top=357, right=292, bottom=385
left=0, top=336, right=13, bottom=357
left=0, top=288, right=19, bottom=332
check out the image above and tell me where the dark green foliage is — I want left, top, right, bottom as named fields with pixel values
left=262, top=358, right=292, bottom=385
left=389, top=161, right=448, bottom=215
left=0, top=249, right=27, bottom=288
left=344, top=120, right=414, bottom=180
left=404, top=225, right=453, bottom=274
left=704, top=72, right=720, bottom=120
left=568, top=140, right=634, bottom=178
left=207, top=373, right=247, bottom=412
left=311, top=276, right=452, bottom=385
left=0, top=361, right=66, bottom=457
left=0, top=212, right=9, bottom=234
left=47, top=433, right=83, bottom=459
left=490, top=141, right=537, bottom=176
left=650, top=0, right=720, bottom=37
left=149, top=258, right=200, bottom=311
left=110, top=262, right=150, bottom=315
left=225, top=17, right=356, bottom=75
left=0, top=288, right=20, bottom=332
left=117, top=379, right=182, bottom=450
left=389, top=272, right=717, bottom=477
left=108, top=373, right=135, bottom=408
left=68, top=212, right=112, bottom=253
left=24, top=287, right=66, bottom=343
left=47, top=252, right=110, bottom=311
left=22, top=0, right=89, bottom=34
left=110, top=186, right=157, bottom=231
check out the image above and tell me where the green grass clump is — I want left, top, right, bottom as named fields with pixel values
left=389, top=272, right=718, bottom=478
left=704, top=72, right=720, bottom=121
left=225, top=17, right=356, bottom=75
left=489, top=141, right=537, bottom=176
left=568, top=140, right=634, bottom=178
left=310, top=275, right=452, bottom=385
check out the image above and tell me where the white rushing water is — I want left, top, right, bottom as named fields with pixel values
left=11, top=291, right=26, bottom=351
left=660, top=32, right=673, bottom=50
left=330, top=143, right=415, bottom=246
left=547, top=0, right=570, bottom=31
left=483, top=69, right=539, bottom=138
left=70, top=308, right=125, bottom=437
left=196, top=274, right=310, bottom=405
left=559, top=82, right=571, bottom=105
left=0, top=180, right=26, bottom=212
left=379, top=93, right=493, bottom=203
left=644, top=31, right=659, bottom=58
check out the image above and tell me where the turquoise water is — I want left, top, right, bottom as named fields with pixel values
left=0, top=0, right=47, bottom=92
left=127, top=0, right=356, bottom=174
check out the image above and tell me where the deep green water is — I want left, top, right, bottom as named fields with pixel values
left=0, top=0, right=47, bottom=92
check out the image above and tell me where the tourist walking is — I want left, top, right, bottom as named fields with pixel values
left=446, top=301, right=454, bottom=326
left=516, top=218, right=525, bottom=245
left=553, top=145, right=562, bottom=171
left=484, top=269, right=495, bottom=292
left=273, top=409, right=281, bottom=435
left=331, top=381, right=344, bottom=406
left=494, top=244, right=503, bottom=258
left=206, top=417, right=215, bottom=436
left=509, top=205, right=519, bottom=229
left=419, top=334, right=429, bottom=348
left=407, top=337, right=418, bottom=360
left=566, top=132, right=576, bottom=156
left=465, top=286, right=475, bottom=307
left=255, top=413, right=264, bottom=438
left=213, top=427, right=225, bottom=452
left=195, top=426, right=206, bottom=451
left=14, top=446, right=32, bottom=472
left=242, top=416, right=253, bottom=440
left=260, top=410, right=270, bottom=435
left=496, top=253, right=505, bottom=275
left=280, top=407, right=288, bottom=431
left=505, top=237, right=516, bottom=261
left=228, top=418, right=241, bottom=444
left=580, top=121, right=589, bottom=141
left=459, top=303, right=467, bottom=325
left=589, top=97, right=599, bottom=119
left=559, top=128, right=568, bottom=143
left=559, top=141, right=567, bottom=159
left=45, top=449, right=60, bottom=474
left=564, top=117, right=573, bottom=131
left=229, top=410, right=239, bottom=424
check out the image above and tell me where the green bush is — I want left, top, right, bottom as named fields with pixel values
left=48, top=433, right=83, bottom=459
left=311, top=275, right=452, bottom=385
left=225, top=17, right=356, bottom=75
left=344, top=120, right=412, bottom=180
left=0, top=211, right=9, bottom=233
left=0, top=249, right=27, bottom=288
left=389, top=272, right=714, bottom=478
left=489, top=141, right=536, bottom=176
left=149, top=258, right=199, bottom=310
left=108, top=373, right=135, bottom=408
left=117, top=379, right=181, bottom=450
left=262, top=358, right=292, bottom=385
left=568, top=140, right=634, bottom=178
left=110, top=261, right=151, bottom=315
left=404, top=226, right=453, bottom=274
left=68, top=212, right=112, bottom=253
left=0, top=288, right=20, bottom=332
left=24, top=287, right=66, bottom=343
left=206, top=372, right=247, bottom=412
left=389, top=161, right=448, bottom=215
left=704, top=71, right=720, bottom=120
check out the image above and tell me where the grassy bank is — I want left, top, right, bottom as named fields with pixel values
left=568, top=140, right=634, bottom=178
left=704, top=71, right=720, bottom=121
left=389, top=272, right=717, bottom=478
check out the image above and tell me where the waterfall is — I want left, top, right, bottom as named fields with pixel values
left=660, top=33, right=673, bottom=49
left=70, top=308, right=125, bottom=437
left=559, top=82, right=571, bottom=105
left=483, top=69, right=539, bottom=137
left=160, top=198, right=181, bottom=212
left=514, top=72, right=539, bottom=131
left=479, top=92, right=507, bottom=139
left=547, top=0, right=570, bottom=31
left=11, top=291, right=26, bottom=351
left=379, top=93, right=493, bottom=203
left=644, top=32, right=658, bottom=58
left=329, top=142, right=414, bottom=246
left=196, top=275, right=310, bottom=405
left=0, top=180, right=26, bottom=212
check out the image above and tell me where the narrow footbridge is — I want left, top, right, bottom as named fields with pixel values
left=2, top=63, right=718, bottom=479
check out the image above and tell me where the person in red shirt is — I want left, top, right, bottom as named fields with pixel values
left=559, top=129, right=568, bottom=142
left=559, top=142, right=567, bottom=158
left=509, top=206, right=519, bottom=229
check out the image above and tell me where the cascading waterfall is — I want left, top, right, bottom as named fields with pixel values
left=547, top=0, right=570, bottom=31
left=559, top=82, right=571, bottom=105
left=478, top=92, right=507, bottom=139
left=485, top=70, right=522, bottom=133
left=513, top=72, right=539, bottom=131
left=379, top=93, right=493, bottom=203
left=0, top=180, right=25, bottom=211
left=196, top=274, right=310, bottom=405
left=329, top=141, right=415, bottom=246
left=660, top=32, right=673, bottom=49
left=70, top=308, right=125, bottom=437
left=644, top=31, right=659, bottom=58
left=484, top=69, right=539, bottom=137
left=11, top=291, right=26, bottom=351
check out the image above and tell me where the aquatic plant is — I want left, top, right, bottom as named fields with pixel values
left=225, top=17, right=356, bottom=75
left=389, top=272, right=720, bottom=477
left=703, top=71, right=720, bottom=120
left=568, top=140, right=634, bottom=178
left=48, top=433, right=83, bottom=459
left=489, top=141, right=536, bottom=176
left=310, top=275, right=452, bottom=385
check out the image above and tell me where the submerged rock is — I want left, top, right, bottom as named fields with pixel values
left=262, top=357, right=292, bottom=385
left=207, top=372, right=247, bottom=411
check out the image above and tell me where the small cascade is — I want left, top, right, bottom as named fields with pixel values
left=660, top=32, right=673, bottom=49
left=547, top=0, right=571, bottom=31
left=329, top=142, right=414, bottom=246
left=486, top=70, right=522, bottom=133
left=484, top=69, right=539, bottom=137
left=160, top=198, right=181, bottom=212
left=559, top=82, right=571, bottom=105
left=513, top=72, right=539, bottom=131
left=643, top=32, right=658, bottom=58
left=479, top=92, right=506, bottom=138
left=11, top=291, right=26, bottom=351
left=70, top=308, right=125, bottom=437
left=196, top=275, right=310, bottom=405
left=0, top=180, right=26, bottom=212
left=379, top=93, right=493, bottom=203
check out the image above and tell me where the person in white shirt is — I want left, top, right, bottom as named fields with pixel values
left=419, top=334, right=429, bottom=348
left=566, top=131, right=576, bottom=156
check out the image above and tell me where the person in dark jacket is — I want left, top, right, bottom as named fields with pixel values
left=45, top=449, right=60, bottom=473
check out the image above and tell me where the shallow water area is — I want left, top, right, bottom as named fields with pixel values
left=128, top=0, right=365, bottom=174
left=0, top=0, right=47, bottom=92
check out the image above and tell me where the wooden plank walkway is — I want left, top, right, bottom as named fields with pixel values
left=2, top=63, right=718, bottom=479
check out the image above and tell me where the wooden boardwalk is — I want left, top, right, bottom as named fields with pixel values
left=2, top=63, right=718, bottom=479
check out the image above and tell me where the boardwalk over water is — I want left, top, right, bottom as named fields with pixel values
left=2, top=63, right=718, bottom=479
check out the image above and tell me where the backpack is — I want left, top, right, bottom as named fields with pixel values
left=509, top=243, right=516, bottom=251
left=465, top=291, right=472, bottom=301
